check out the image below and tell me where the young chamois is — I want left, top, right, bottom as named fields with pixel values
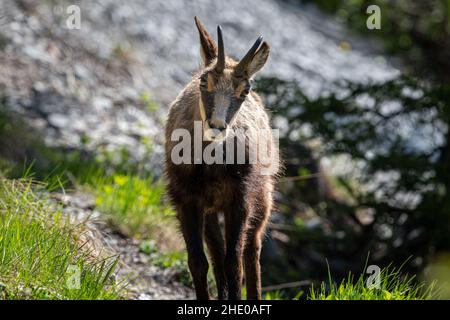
left=164, top=17, right=279, bottom=300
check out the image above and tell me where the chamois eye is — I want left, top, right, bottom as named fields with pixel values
left=240, top=83, right=252, bottom=98
left=199, top=74, right=208, bottom=91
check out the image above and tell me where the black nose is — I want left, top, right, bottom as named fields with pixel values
left=208, top=120, right=227, bottom=131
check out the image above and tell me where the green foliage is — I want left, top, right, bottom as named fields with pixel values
left=306, top=0, right=450, bottom=78
left=264, top=290, right=304, bottom=300
left=0, top=179, right=123, bottom=299
left=264, top=290, right=285, bottom=300
left=256, top=0, right=450, bottom=290
left=257, top=75, right=450, bottom=273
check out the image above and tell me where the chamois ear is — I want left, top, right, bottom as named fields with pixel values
left=194, top=16, right=217, bottom=66
left=246, top=42, right=270, bottom=77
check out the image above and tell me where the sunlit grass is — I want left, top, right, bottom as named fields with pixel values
left=88, top=173, right=181, bottom=250
left=308, top=265, right=436, bottom=300
left=0, top=179, right=123, bottom=299
left=264, top=290, right=304, bottom=300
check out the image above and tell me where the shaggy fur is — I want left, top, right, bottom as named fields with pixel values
left=164, top=17, right=279, bottom=300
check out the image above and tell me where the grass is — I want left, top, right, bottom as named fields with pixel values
left=308, top=265, right=436, bottom=300
left=87, top=173, right=181, bottom=248
left=0, top=179, right=123, bottom=299
left=264, top=290, right=304, bottom=300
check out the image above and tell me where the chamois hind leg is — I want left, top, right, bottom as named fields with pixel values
left=205, top=213, right=227, bottom=299
left=178, top=204, right=210, bottom=300
left=244, top=192, right=271, bottom=300
left=224, top=192, right=248, bottom=300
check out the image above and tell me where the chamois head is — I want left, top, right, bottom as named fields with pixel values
left=194, top=17, right=270, bottom=140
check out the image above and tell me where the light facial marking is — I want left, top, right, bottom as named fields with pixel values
left=201, top=70, right=243, bottom=141
left=211, top=92, right=230, bottom=128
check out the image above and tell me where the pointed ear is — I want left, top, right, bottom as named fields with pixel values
left=246, top=42, right=270, bottom=77
left=194, top=16, right=217, bottom=66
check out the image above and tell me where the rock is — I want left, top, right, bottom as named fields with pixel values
left=74, top=63, right=92, bottom=80
left=48, top=113, right=70, bottom=128
left=137, top=293, right=152, bottom=300
left=92, top=96, right=112, bottom=111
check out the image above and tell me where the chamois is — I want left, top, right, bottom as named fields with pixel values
left=164, top=17, right=279, bottom=300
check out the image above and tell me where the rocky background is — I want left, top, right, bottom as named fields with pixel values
left=0, top=0, right=397, bottom=169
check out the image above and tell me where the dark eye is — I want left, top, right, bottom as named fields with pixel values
left=199, top=74, right=208, bottom=91
left=240, top=83, right=252, bottom=98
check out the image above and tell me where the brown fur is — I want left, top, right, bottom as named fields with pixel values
left=164, top=18, right=279, bottom=300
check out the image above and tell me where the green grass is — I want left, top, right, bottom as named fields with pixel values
left=88, top=173, right=179, bottom=245
left=0, top=179, right=123, bottom=299
left=264, top=290, right=304, bottom=300
left=308, top=265, right=436, bottom=300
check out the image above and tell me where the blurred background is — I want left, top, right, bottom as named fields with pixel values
left=0, top=0, right=449, bottom=299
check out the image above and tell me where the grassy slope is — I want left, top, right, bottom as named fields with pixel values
left=0, top=179, right=122, bottom=299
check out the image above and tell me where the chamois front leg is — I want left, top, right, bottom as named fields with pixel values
left=243, top=201, right=270, bottom=300
left=205, top=214, right=227, bottom=299
left=178, top=204, right=210, bottom=300
left=243, top=222, right=266, bottom=300
left=224, top=196, right=247, bottom=300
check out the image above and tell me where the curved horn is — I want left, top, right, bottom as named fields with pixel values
left=235, top=36, right=263, bottom=76
left=215, top=25, right=225, bottom=73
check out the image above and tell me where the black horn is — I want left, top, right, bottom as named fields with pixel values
left=235, top=36, right=263, bottom=76
left=216, top=25, right=225, bottom=73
